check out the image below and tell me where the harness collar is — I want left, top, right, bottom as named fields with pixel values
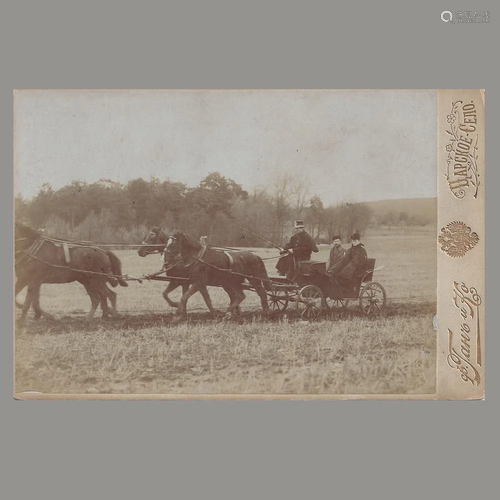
left=15, top=238, right=45, bottom=267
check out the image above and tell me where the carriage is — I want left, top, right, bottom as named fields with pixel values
left=145, top=255, right=386, bottom=321
left=139, top=230, right=387, bottom=321
left=16, top=223, right=387, bottom=322
left=265, top=258, right=387, bottom=320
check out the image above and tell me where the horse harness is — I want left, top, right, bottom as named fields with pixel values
left=16, top=236, right=110, bottom=270
left=174, top=240, right=235, bottom=272
left=15, top=237, right=45, bottom=267
left=223, top=251, right=235, bottom=271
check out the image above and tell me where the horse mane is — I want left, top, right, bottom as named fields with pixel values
left=158, top=230, right=169, bottom=244
left=174, top=231, right=201, bottom=251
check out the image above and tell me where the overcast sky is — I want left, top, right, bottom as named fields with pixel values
left=14, top=90, right=437, bottom=205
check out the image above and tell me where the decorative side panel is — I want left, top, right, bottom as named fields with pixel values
left=438, top=90, right=485, bottom=400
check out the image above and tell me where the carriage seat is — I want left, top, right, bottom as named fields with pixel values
left=361, top=258, right=376, bottom=282
left=298, top=258, right=375, bottom=279
left=297, top=260, right=326, bottom=276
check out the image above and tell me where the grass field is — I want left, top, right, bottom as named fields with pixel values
left=15, top=229, right=437, bottom=396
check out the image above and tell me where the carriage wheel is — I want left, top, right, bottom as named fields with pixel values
left=296, top=285, right=325, bottom=320
left=267, top=291, right=290, bottom=312
left=359, top=282, right=386, bottom=315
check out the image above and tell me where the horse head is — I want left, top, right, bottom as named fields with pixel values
left=163, top=231, right=201, bottom=264
left=138, top=228, right=168, bottom=257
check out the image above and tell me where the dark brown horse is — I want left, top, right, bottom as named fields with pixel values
left=164, top=231, right=273, bottom=318
left=138, top=229, right=240, bottom=316
left=15, top=224, right=128, bottom=322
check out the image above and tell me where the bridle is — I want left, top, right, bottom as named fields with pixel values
left=163, top=235, right=182, bottom=264
left=164, top=233, right=208, bottom=267
left=141, top=231, right=166, bottom=255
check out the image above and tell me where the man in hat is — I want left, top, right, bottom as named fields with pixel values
left=326, top=235, right=345, bottom=277
left=276, top=220, right=318, bottom=277
left=332, top=231, right=368, bottom=294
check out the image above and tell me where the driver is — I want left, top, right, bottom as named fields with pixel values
left=276, top=220, right=318, bottom=278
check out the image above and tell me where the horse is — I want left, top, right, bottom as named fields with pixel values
left=164, top=231, right=273, bottom=319
left=15, top=224, right=128, bottom=323
left=138, top=228, right=240, bottom=316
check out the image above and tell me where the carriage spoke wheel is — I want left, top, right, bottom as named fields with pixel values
left=267, top=291, right=290, bottom=312
left=296, top=285, right=325, bottom=320
left=326, top=297, right=347, bottom=310
left=359, top=282, right=386, bottom=316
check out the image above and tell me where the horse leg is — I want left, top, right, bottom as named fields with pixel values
left=258, top=285, right=271, bottom=316
left=19, top=284, right=35, bottom=324
left=100, top=285, right=117, bottom=318
left=17, top=282, right=58, bottom=321
left=15, top=280, right=51, bottom=321
left=198, top=286, right=218, bottom=318
left=106, top=286, right=118, bottom=314
left=82, top=283, right=101, bottom=321
left=162, top=281, right=182, bottom=308
left=31, top=286, right=59, bottom=321
left=32, top=284, right=42, bottom=320
left=226, top=285, right=246, bottom=316
left=174, top=282, right=204, bottom=320
left=251, top=279, right=271, bottom=316
left=100, top=293, right=112, bottom=319
left=222, top=287, right=241, bottom=315
left=31, top=284, right=51, bottom=320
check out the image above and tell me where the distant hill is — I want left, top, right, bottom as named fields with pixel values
left=364, top=198, right=437, bottom=225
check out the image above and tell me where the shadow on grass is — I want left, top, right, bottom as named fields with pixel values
left=15, top=300, right=436, bottom=335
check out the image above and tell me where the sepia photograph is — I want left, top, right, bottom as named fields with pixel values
left=13, top=90, right=463, bottom=398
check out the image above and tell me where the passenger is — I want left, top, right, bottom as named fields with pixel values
left=333, top=231, right=368, bottom=295
left=326, top=235, right=346, bottom=277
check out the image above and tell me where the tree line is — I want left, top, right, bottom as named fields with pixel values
left=15, top=172, right=428, bottom=247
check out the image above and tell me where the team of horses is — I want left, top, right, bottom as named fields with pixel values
left=15, top=224, right=128, bottom=323
left=139, top=229, right=272, bottom=320
left=15, top=224, right=273, bottom=323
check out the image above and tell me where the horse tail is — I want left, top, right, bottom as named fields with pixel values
left=108, top=277, right=119, bottom=287
left=106, top=250, right=129, bottom=287
left=15, top=281, right=27, bottom=308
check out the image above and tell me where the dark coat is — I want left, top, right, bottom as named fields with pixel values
left=284, top=230, right=319, bottom=261
left=337, top=243, right=367, bottom=281
left=326, top=245, right=346, bottom=274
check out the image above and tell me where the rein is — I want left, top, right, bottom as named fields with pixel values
left=192, top=255, right=273, bottom=289
left=168, top=234, right=273, bottom=288
left=21, top=252, right=143, bottom=282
